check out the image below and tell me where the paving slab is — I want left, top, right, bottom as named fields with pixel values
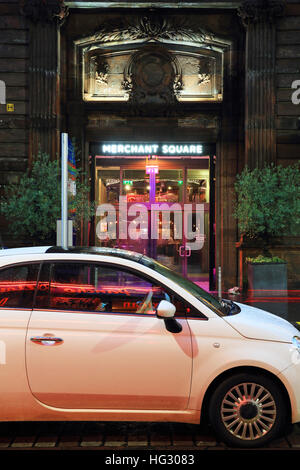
left=127, top=423, right=149, bottom=447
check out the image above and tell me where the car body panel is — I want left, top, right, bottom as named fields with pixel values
left=278, top=361, right=300, bottom=423
left=187, top=316, right=297, bottom=411
left=0, top=307, right=34, bottom=420
left=223, top=302, right=298, bottom=342
left=26, top=309, right=192, bottom=410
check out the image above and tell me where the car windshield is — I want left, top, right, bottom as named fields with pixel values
left=140, top=255, right=227, bottom=316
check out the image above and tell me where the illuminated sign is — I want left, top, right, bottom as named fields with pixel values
left=101, top=143, right=204, bottom=156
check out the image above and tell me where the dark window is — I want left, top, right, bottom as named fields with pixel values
left=34, top=261, right=205, bottom=318
left=35, top=262, right=171, bottom=315
left=0, top=263, right=40, bottom=309
left=170, top=294, right=206, bottom=318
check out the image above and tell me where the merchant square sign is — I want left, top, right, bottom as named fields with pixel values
left=101, top=143, right=205, bottom=156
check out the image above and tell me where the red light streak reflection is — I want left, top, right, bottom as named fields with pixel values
left=0, top=281, right=36, bottom=293
left=0, top=281, right=160, bottom=296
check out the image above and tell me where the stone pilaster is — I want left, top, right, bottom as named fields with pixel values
left=238, top=0, right=285, bottom=168
left=20, top=0, right=68, bottom=163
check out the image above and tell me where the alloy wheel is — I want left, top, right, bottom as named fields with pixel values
left=220, top=382, right=277, bottom=441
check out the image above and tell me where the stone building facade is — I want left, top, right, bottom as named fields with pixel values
left=0, top=0, right=299, bottom=290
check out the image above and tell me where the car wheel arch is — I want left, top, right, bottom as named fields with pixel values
left=200, top=365, right=292, bottom=428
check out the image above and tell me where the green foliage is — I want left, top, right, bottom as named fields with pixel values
left=246, top=255, right=286, bottom=264
left=0, top=152, right=95, bottom=243
left=234, top=163, right=300, bottom=242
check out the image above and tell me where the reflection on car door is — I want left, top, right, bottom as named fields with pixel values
left=0, top=263, right=40, bottom=409
left=26, top=261, right=193, bottom=410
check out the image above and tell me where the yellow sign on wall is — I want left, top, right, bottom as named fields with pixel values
left=6, top=103, right=14, bottom=112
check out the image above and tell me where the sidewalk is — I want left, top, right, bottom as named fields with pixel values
left=0, top=421, right=299, bottom=450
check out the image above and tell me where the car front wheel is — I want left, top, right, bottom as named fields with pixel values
left=208, top=373, right=287, bottom=448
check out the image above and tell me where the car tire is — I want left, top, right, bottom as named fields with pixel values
left=208, top=372, right=287, bottom=448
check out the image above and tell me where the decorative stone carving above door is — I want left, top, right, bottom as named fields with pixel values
left=123, top=45, right=179, bottom=113
left=79, top=14, right=227, bottom=105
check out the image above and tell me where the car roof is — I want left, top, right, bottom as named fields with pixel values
left=0, top=246, right=144, bottom=263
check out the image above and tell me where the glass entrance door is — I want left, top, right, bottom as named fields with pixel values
left=95, top=157, right=213, bottom=288
left=121, top=166, right=186, bottom=276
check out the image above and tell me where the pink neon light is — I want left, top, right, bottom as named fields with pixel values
left=246, top=299, right=300, bottom=303
left=146, top=165, right=159, bottom=174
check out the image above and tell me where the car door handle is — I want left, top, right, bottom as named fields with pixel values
left=30, top=336, right=64, bottom=345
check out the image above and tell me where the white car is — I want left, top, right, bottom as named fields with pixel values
left=0, top=246, right=299, bottom=448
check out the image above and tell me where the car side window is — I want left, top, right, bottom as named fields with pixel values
left=94, top=265, right=168, bottom=315
left=0, top=263, right=40, bottom=309
left=170, top=293, right=207, bottom=319
left=35, top=262, right=169, bottom=315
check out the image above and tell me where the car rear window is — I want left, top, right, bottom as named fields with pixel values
left=0, top=263, right=40, bottom=309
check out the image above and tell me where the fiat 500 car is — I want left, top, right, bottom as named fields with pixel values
left=0, top=246, right=299, bottom=448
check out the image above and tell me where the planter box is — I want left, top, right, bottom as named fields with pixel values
left=247, top=262, right=287, bottom=292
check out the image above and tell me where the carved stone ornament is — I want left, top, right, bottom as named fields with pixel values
left=123, top=45, right=180, bottom=116
left=92, top=56, right=109, bottom=85
left=92, top=13, right=213, bottom=45
left=238, top=0, right=285, bottom=26
left=121, top=77, right=133, bottom=100
left=173, top=75, right=184, bottom=96
left=198, top=57, right=212, bottom=86
left=20, top=0, right=69, bottom=24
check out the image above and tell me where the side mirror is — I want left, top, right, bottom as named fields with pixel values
left=156, top=300, right=182, bottom=334
left=156, top=300, right=176, bottom=318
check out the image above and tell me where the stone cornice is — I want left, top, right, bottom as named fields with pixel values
left=92, top=14, right=213, bottom=44
left=65, top=1, right=241, bottom=9
left=74, top=13, right=232, bottom=50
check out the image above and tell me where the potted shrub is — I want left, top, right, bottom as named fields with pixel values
left=234, top=163, right=300, bottom=291
left=0, top=152, right=95, bottom=246
left=246, top=255, right=287, bottom=291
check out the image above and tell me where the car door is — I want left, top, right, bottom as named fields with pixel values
left=26, top=260, right=192, bottom=410
left=0, top=262, right=40, bottom=414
